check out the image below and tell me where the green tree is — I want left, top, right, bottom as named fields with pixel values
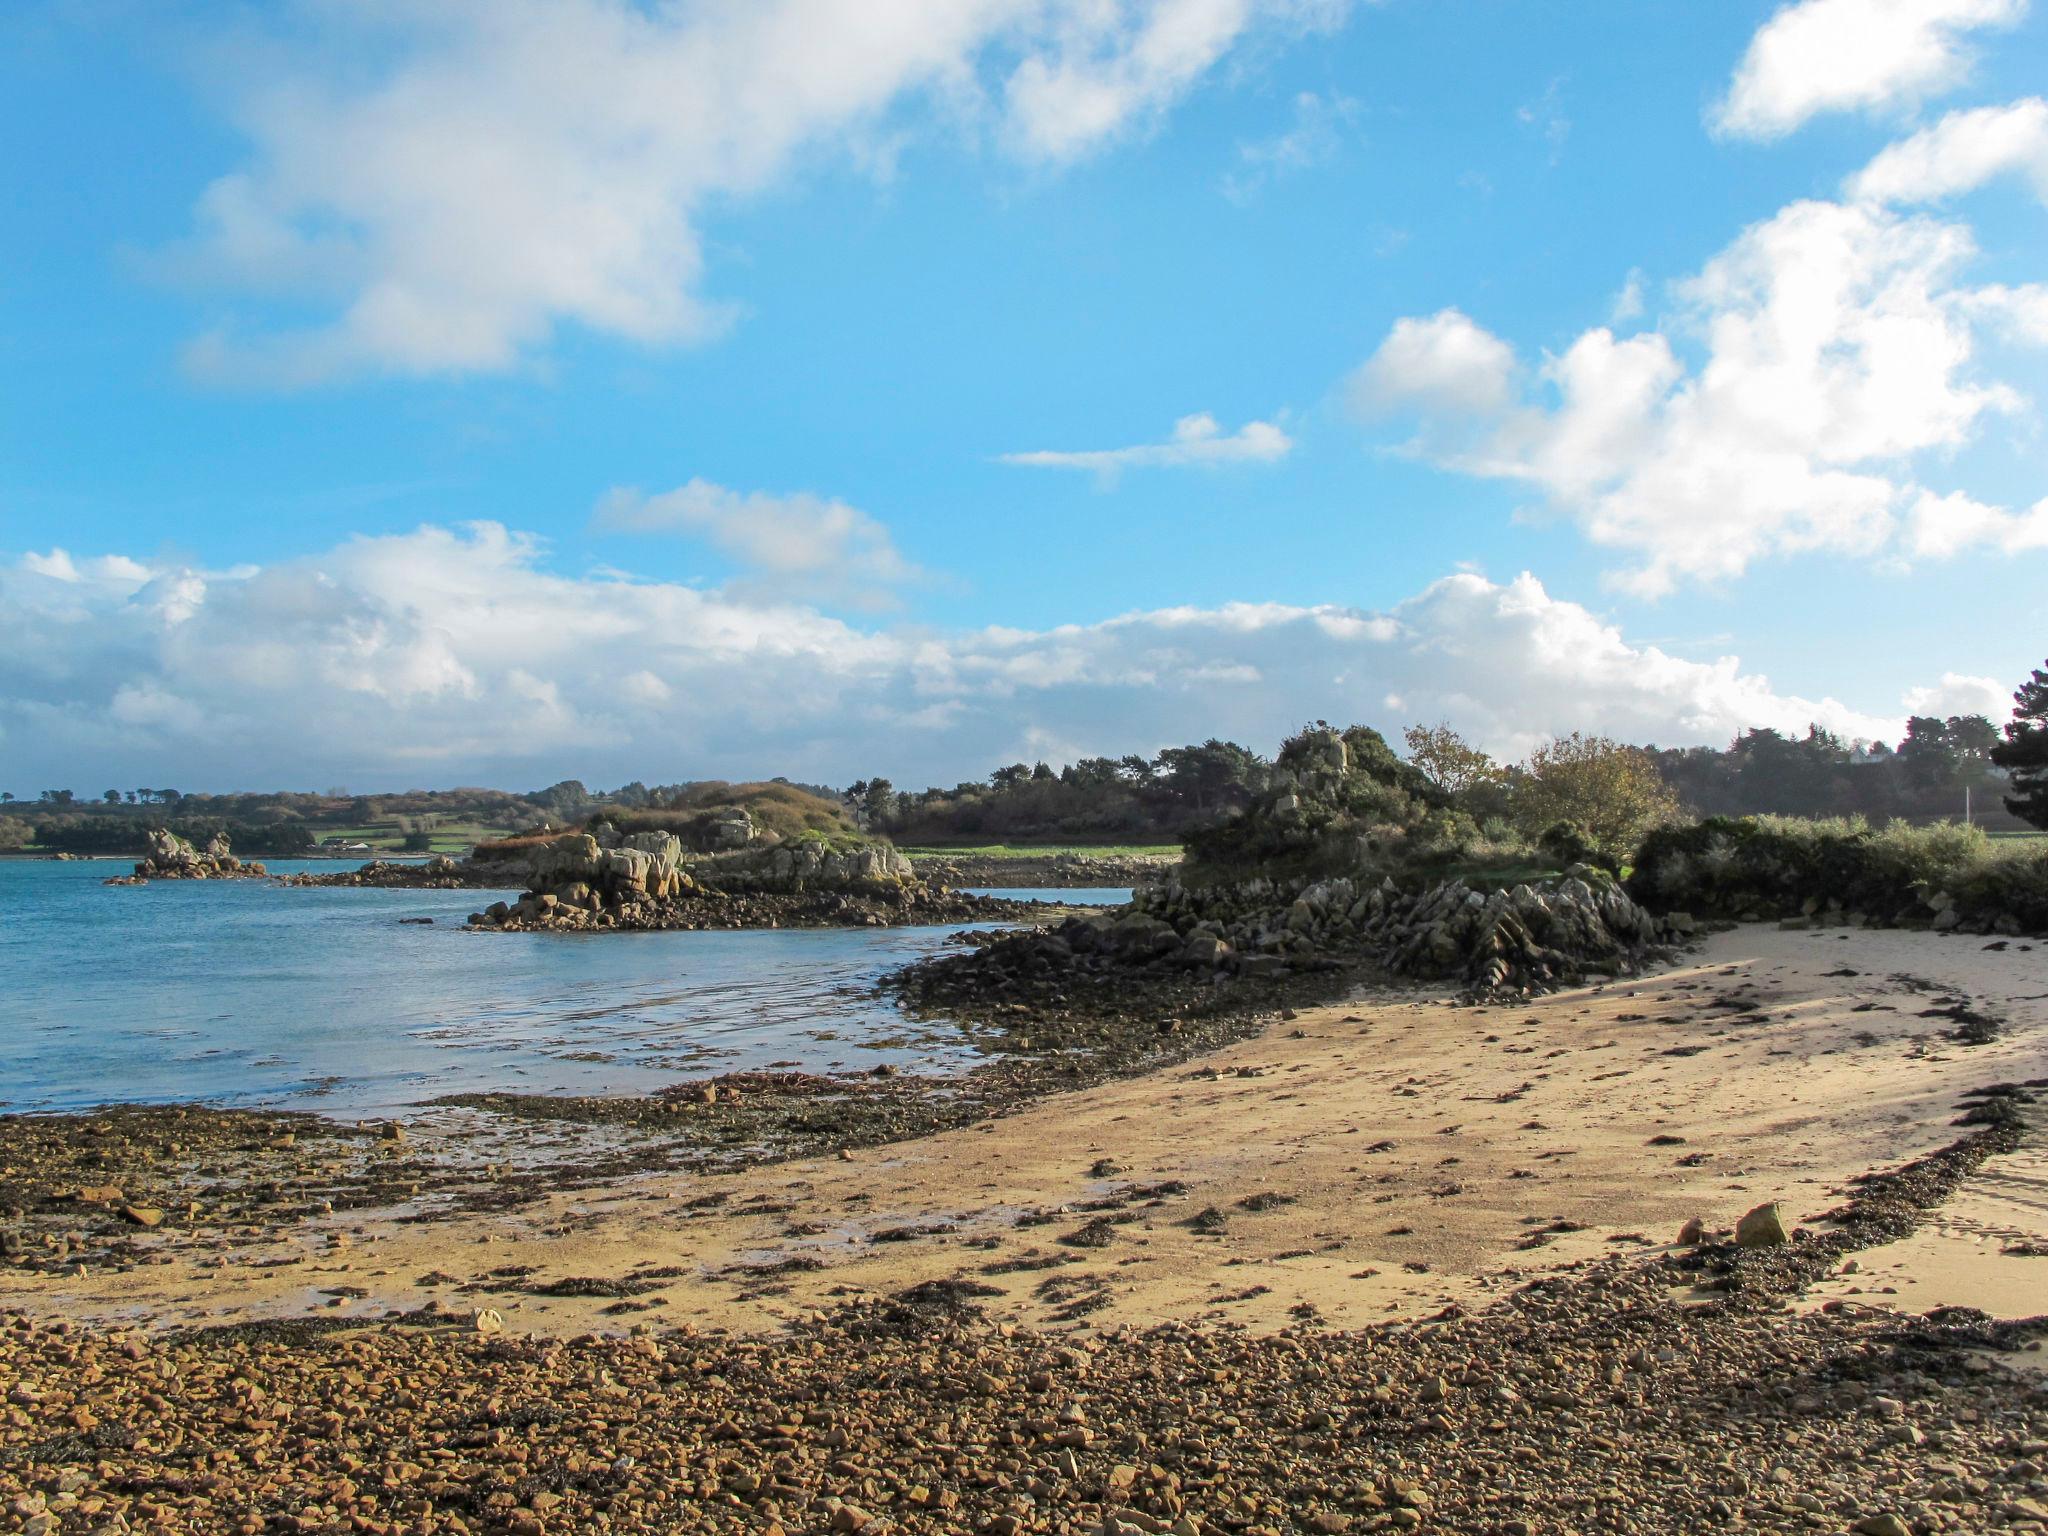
left=1155, top=739, right=1263, bottom=812
left=532, top=779, right=590, bottom=817
left=1402, top=722, right=1502, bottom=798
left=1511, top=732, right=1684, bottom=864
left=842, top=777, right=898, bottom=830
left=1897, top=715, right=1959, bottom=789
left=1991, top=659, right=2048, bottom=829
left=399, top=830, right=435, bottom=852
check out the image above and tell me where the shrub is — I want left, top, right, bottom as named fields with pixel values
left=1512, top=733, right=1684, bottom=864
left=1537, top=821, right=1608, bottom=873
left=603, top=781, right=859, bottom=846
left=1628, top=814, right=2048, bottom=933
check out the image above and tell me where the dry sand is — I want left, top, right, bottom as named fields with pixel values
left=18, top=923, right=2045, bottom=1339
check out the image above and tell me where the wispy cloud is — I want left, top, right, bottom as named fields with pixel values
left=1221, top=90, right=1359, bottom=201
left=1848, top=96, right=2048, bottom=205
left=999, top=413, right=1293, bottom=480
left=160, top=0, right=1356, bottom=385
left=1517, top=77, right=1570, bottom=163
left=1712, top=0, right=2025, bottom=141
left=595, top=479, right=919, bottom=612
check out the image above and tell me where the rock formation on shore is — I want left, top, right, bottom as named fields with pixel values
left=901, top=725, right=1683, bottom=1009
left=909, top=865, right=1681, bottom=1019
left=466, top=822, right=1020, bottom=931
left=275, top=856, right=474, bottom=889
left=104, top=828, right=267, bottom=885
left=908, top=851, right=1178, bottom=889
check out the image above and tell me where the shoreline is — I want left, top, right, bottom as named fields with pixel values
left=2, top=924, right=2044, bottom=1535
left=5, top=923, right=2042, bottom=1344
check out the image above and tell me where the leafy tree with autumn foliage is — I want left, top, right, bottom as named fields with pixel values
left=1511, top=732, right=1684, bottom=864
left=1402, top=723, right=1504, bottom=798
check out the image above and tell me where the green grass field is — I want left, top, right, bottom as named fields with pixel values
left=315, top=821, right=502, bottom=855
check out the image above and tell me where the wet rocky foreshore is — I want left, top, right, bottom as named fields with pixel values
left=905, top=852, right=1179, bottom=889
left=273, top=858, right=501, bottom=890
left=465, top=884, right=1046, bottom=933
left=2, top=1122, right=2042, bottom=1536
left=0, top=945, right=1339, bottom=1281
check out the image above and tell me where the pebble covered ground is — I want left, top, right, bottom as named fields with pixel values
left=3, top=1122, right=2044, bottom=1536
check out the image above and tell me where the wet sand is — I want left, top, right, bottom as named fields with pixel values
left=14, top=923, right=2044, bottom=1340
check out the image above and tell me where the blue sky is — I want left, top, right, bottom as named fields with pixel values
left=2, top=0, right=2044, bottom=792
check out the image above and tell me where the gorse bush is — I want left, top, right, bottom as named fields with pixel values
left=1628, top=814, right=2048, bottom=933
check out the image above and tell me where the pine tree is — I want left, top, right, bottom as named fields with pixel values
left=1991, top=659, right=2048, bottom=829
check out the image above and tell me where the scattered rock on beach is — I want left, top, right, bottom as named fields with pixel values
left=1736, top=1200, right=1790, bottom=1247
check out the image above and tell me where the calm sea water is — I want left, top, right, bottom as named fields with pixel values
left=0, top=859, right=1127, bottom=1116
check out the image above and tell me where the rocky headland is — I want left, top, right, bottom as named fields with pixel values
left=101, top=827, right=267, bottom=886
left=897, top=727, right=1688, bottom=1024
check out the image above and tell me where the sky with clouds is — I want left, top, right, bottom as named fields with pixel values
left=0, top=0, right=2042, bottom=793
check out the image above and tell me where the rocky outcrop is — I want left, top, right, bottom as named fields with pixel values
left=904, top=865, right=1683, bottom=1014
left=1126, top=865, right=1679, bottom=994
left=907, top=852, right=1179, bottom=889
left=470, top=883, right=1035, bottom=933
left=1180, top=724, right=1455, bottom=885
left=466, top=824, right=942, bottom=931
left=276, top=856, right=486, bottom=889
left=105, top=828, right=267, bottom=885
left=685, top=839, right=914, bottom=894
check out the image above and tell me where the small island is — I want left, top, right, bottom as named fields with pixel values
left=281, top=782, right=1045, bottom=930
left=102, top=826, right=268, bottom=885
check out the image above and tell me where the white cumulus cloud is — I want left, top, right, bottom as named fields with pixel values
left=1349, top=310, right=1517, bottom=417
left=1355, top=196, right=2047, bottom=593
left=0, top=525, right=1923, bottom=792
left=1904, top=488, right=2048, bottom=556
left=162, top=0, right=1349, bottom=384
left=1712, top=0, right=2026, bottom=141
left=1901, top=669, right=2015, bottom=717
left=998, top=413, right=1294, bottom=477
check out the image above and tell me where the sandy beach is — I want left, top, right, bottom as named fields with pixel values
left=5, top=921, right=2047, bottom=1536
left=15, top=922, right=2043, bottom=1341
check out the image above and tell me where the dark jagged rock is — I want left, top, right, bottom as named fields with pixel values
left=276, top=855, right=487, bottom=889
left=899, top=865, right=1679, bottom=1021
